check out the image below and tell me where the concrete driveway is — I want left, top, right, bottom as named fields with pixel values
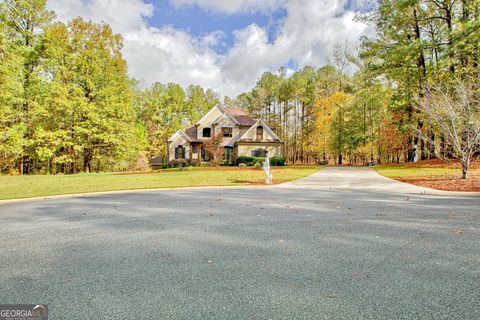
left=0, top=168, right=479, bottom=319
left=280, top=166, right=441, bottom=194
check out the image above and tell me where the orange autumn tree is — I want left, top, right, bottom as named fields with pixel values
left=378, top=113, right=409, bottom=163
left=203, top=132, right=224, bottom=167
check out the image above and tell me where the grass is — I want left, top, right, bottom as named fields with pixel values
left=0, top=166, right=322, bottom=200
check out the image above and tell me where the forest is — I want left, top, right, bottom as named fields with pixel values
left=1, top=0, right=479, bottom=175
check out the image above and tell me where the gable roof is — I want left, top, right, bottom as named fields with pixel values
left=196, top=105, right=225, bottom=126
left=167, top=129, right=191, bottom=143
left=236, top=119, right=282, bottom=143
left=212, top=109, right=240, bottom=126
left=225, top=108, right=256, bottom=126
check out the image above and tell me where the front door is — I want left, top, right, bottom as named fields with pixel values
left=201, top=148, right=210, bottom=161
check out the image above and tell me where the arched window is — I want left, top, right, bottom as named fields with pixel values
left=175, top=145, right=185, bottom=159
left=202, top=127, right=211, bottom=138
left=256, top=126, right=263, bottom=140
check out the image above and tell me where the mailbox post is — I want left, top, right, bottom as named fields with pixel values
left=263, top=153, right=272, bottom=184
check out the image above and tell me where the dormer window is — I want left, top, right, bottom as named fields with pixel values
left=202, top=127, right=211, bottom=138
left=222, top=127, right=232, bottom=138
left=256, top=126, right=263, bottom=140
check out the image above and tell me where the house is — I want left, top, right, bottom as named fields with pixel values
left=167, top=105, right=283, bottom=163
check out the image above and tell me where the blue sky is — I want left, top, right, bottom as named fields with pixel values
left=144, top=0, right=288, bottom=54
left=48, top=0, right=372, bottom=97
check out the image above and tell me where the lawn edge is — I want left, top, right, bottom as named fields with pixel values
left=0, top=167, right=323, bottom=204
left=373, top=166, right=480, bottom=196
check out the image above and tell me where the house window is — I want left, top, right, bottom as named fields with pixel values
left=175, top=145, right=185, bottom=159
left=202, top=127, right=211, bottom=138
left=222, top=127, right=232, bottom=138
left=251, top=148, right=267, bottom=157
left=256, top=126, right=263, bottom=140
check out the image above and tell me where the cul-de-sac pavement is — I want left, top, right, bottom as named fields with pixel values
left=1, top=167, right=479, bottom=319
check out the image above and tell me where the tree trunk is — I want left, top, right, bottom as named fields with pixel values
left=19, top=156, right=24, bottom=175
left=84, top=150, right=92, bottom=173
left=428, top=131, right=436, bottom=159
left=461, top=157, right=470, bottom=179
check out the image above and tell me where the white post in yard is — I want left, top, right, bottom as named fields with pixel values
left=413, top=144, right=419, bottom=162
left=264, top=154, right=272, bottom=184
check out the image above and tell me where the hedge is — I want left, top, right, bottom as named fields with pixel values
left=168, top=159, right=191, bottom=168
left=270, top=156, right=286, bottom=166
left=235, top=156, right=265, bottom=166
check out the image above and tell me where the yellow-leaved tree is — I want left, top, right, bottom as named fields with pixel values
left=314, top=92, right=351, bottom=163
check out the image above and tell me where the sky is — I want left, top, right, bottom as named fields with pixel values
left=46, top=0, right=373, bottom=98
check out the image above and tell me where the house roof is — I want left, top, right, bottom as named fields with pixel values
left=185, top=126, right=198, bottom=141
left=225, top=108, right=257, bottom=126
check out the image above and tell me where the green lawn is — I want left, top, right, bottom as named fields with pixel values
left=374, top=165, right=460, bottom=178
left=0, top=166, right=321, bottom=200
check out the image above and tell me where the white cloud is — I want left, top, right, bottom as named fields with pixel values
left=47, top=0, right=153, bottom=33
left=122, top=26, right=224, bottom=91
left=47, top=0, right=371, bottom=97
left=169, top=0, right=284, bottom=14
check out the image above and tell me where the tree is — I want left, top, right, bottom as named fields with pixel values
left=314, top=97, right=335, bottom=161
left=41, top=18, right=138, bottom=173
left=327, top=92, right=353, bottom=165
left=378, top=113, right=410, bottom=164
left=1, top=0, right=55, bottom=173
left=202, top=132, right=224, bottom=167
left=0, top=6, right=25, bottom=172
left=185, top=84, right=219, bottom=124
left=415, top=81, right=480, bottom=179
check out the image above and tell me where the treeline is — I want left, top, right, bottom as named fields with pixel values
left=0, top=0, right=139, bottom=174
left=227, top=63, right=393, bottom=165
left=226, top=0, right=480, bottom=165
left=360, top=0, right=480, bottom=163
left=0, top=0, right=219, bottom=174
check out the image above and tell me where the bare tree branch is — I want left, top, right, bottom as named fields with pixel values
left=414, top=80, right=480, bottom=179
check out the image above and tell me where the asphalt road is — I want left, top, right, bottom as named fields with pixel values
left=0, top=168, right=479, bottom=319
